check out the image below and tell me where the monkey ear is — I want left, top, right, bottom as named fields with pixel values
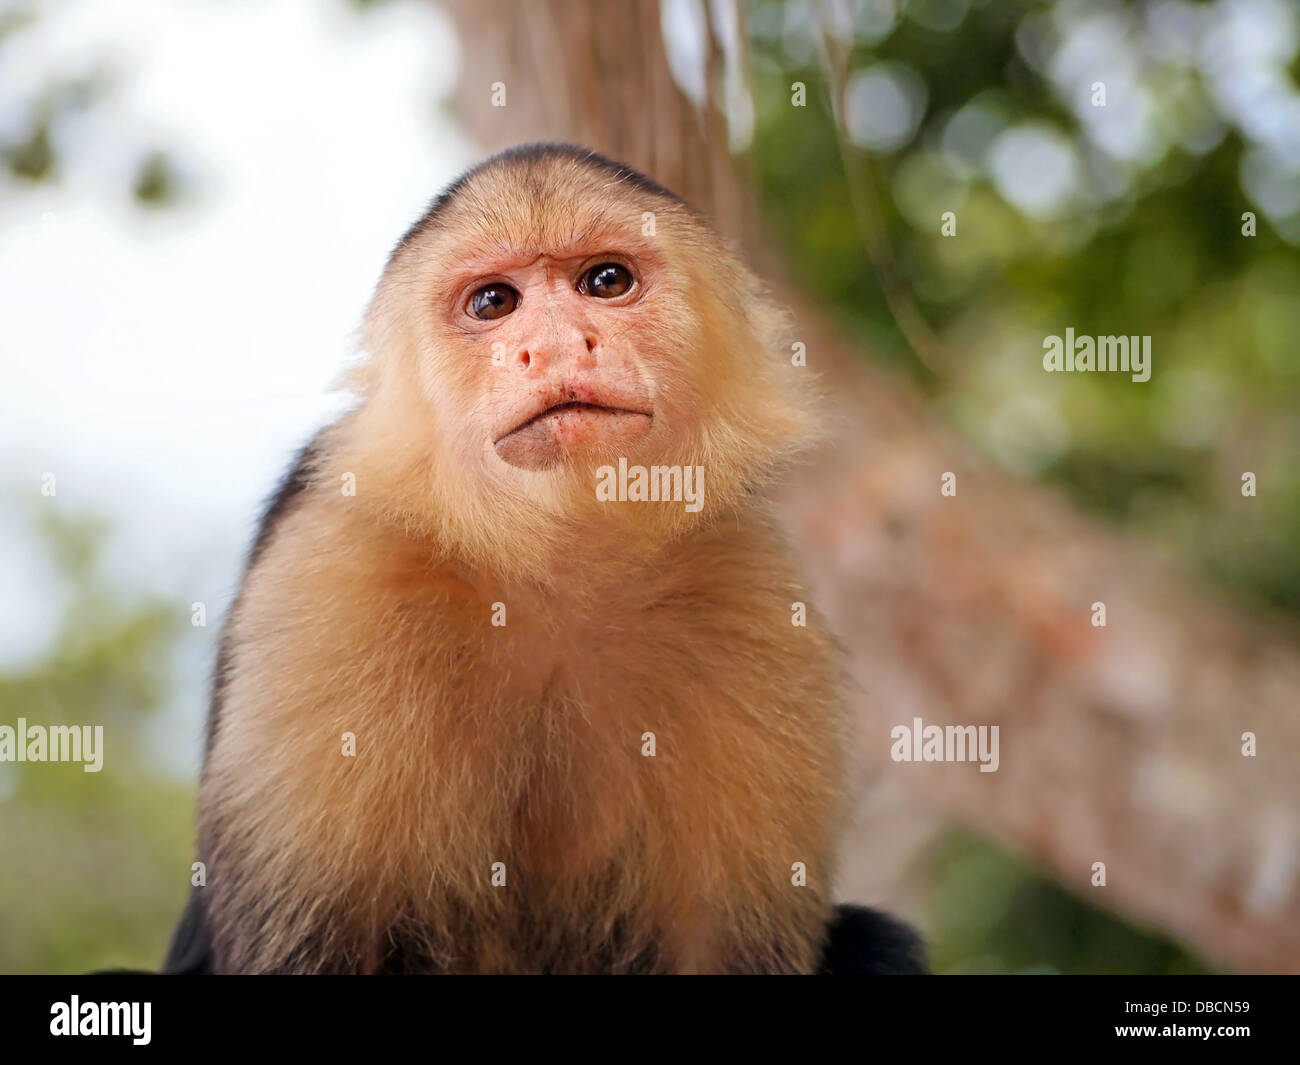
left=818, top=904, right=929, bottom=974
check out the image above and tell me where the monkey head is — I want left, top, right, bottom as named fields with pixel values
left=340, top=144, right=816, bottom=579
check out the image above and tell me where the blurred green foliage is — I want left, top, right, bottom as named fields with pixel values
left=927, top=833, right=1213, bottom=974
left=0, top=508, right=193, bottom=973
left=749, top=0, right=1300, bottom=616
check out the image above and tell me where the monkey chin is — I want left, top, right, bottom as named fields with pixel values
left=493, top=403, right=653, bottom=471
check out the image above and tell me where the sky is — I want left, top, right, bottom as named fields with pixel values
left=0, top=0, right=472, bottom=773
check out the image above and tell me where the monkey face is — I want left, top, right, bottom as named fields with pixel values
left=351, top=146, right=816, bottom=572
left=376, top=167, right=709, bottom=496
left=447, top=251, right=663, bottom=472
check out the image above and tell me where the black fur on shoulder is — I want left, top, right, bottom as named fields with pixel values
left=162, top=897, right=927, bottom=975
left=163, top=889, right=214, bottom=975
left=818, top=904, right=929, bottom=975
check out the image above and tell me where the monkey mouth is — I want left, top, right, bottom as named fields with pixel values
left=507, top=400, right=650, bottom=435
left=495, top=401, right=653, bottom=470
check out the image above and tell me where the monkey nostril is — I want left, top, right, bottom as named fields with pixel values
left=520, top=351, right=530, bottom=368
left=585, top=337, right=596, bottom=354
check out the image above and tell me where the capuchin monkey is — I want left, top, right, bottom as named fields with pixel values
left=164, top=143, right=926, bottom=975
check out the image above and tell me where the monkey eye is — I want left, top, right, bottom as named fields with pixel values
left=467, top=284, right=519, bottom=321
left=580, top=262, right=634, bottom=299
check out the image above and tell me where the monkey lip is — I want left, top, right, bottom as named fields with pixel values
left=505, top=400, right=650, bottom=435
left=494, top=401, right=653, bottom=470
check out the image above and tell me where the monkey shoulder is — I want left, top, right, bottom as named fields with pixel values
left=819, top=904, right=929, bottom=975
